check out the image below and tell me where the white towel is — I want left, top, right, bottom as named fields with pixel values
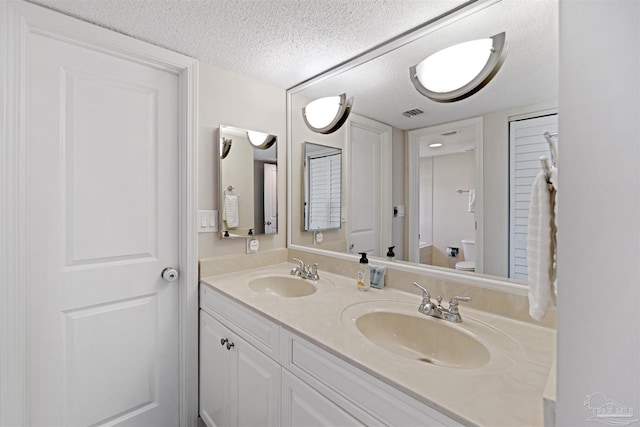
left=223, top=194, right=239, bottom=228
left=467, top=189, right=476, bottom=213
left=527, top=170, right=556, bottom=321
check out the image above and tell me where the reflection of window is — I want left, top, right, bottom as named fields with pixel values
left=308, top=153, right=341, bottom=230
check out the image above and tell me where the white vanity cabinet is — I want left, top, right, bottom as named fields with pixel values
left=199, top=286, right=281, bottom=427
left=281, top=330, right=463, bottom=427
left=199, top=284, right=462, bottom=427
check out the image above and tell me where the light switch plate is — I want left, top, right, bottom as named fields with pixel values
left=198, top=210, right=218, bottom=233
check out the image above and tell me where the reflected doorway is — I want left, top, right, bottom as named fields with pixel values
left=408, top=117, right=483, bottom=271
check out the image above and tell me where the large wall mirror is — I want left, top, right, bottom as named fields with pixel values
left=219, top=125, right=278, bottom=238
left=287, top=0, right=558, bottom=286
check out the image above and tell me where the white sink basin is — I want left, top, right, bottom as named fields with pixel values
left=355, top=311, right=490, bottom=369
left=248, top=275, right=332, bottom=297
left=341, top=300, right=525, bottom=372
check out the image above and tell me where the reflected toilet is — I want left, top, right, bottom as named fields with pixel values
left=455, top=240, right=476, bottom=272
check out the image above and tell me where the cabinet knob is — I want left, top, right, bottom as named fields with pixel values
left=226, top=342, right=235, bottom=350
left=220, top=338, right=228, bottom=346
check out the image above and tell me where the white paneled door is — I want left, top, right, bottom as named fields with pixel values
left=264, top=163, right=278, bottom=234
left=26, top=24, right=180, bottom=426
left=508, top=114, right=558, bottom=281
left=346, top=115, right=392, bottom=258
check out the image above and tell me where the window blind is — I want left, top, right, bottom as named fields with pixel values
left=508, top=114, right=558, bottom=281
left=308, top=153, right=341, bottom=230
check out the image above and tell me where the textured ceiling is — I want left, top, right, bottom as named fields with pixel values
left=29, top=0, right=469, bottom=89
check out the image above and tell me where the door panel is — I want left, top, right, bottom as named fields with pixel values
left=348, top=125, right=380, bottom=255
left=63, top=69, right=159, bottom=265
left=200, top=311, right=230, bottom=427
left=264, top=163, right=278, bottom=234
left=27, top=32, right=179, bottom=426
left=234, top=335, right=281, bottom=427
left=64, top=296, right=158, bottom=426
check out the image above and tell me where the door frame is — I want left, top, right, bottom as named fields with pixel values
left=0, top=1, right=199, bottom=425
left=406, top=117, right=484, bottom=270
left=264, top=163, right=278, bottom=234
left=344, top=113, right=393, bottom=256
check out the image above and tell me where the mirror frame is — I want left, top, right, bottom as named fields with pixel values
left=287, top=0, right=527, bottom=295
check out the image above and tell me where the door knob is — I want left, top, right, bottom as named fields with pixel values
left=161, top=267, right=179, bottom=282
left=220, top=338, right=228, bottom=346
left=226, top=342, right=235, bottom=350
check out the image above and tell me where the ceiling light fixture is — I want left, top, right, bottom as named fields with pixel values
left=302, top=93, right=353, bottom=134
left=428, top=142, right=443, bottom=148
left=220, top=137, right=232, bottom=159
left=410, top=32, right=507, bottom=103
left=246, top=130, right=277, bottom=149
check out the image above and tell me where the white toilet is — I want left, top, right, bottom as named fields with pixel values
left=455, top=240, right=476, bottom=272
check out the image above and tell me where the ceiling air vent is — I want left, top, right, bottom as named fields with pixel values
left=402, top=108, right=424, bottom=118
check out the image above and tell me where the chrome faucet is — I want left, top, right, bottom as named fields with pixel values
left=290, top=258, right=305, bottom=277
left=290, top=258, right=320, bottom=280
left=412, top=282, right=471, bottom=323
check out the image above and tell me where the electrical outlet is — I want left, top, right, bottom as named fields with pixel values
left=246, top=238, right=259, bottom=254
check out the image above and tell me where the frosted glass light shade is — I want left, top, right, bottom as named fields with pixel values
left=410, top=32, right=507, bottom=103
left=303, top=93, right=353, bottom=134
left=247, top=131, right=277, bottom=149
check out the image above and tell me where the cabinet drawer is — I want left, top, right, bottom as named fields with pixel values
left=200, top=284, right=280, bottom=361
left=282, top=369, right=364, bottom=427
left=281, top=330, right=463, bottom=427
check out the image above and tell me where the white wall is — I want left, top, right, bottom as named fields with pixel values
left=557, top=0, right=640, bottom=424
left=198, top=62, right=286, bottom=258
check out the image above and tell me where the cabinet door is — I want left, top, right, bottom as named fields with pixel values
left=282, top=370, right=364, bottom=427
left=200, top=311, right=231, bottom=427
left=229, top=334, right=281, bottom=427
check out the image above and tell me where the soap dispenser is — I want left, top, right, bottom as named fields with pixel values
left=386, top=246, right=396, bottom=261
left=357, top=252, right=370, bottom=292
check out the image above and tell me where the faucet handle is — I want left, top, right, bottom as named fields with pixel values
left=413, top=282, right=432, bottom=315
left=412, top=282, right=430, bottom=300
left=435, top=295, right=443, bottom=308
left=311, top=263, right=318, bottom=273
left=449, top=296, right=472, bottom=311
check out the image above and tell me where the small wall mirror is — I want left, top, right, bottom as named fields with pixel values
left=218, top=125, right=278, bottom=238
left=303, top=142, right=342, bottom=231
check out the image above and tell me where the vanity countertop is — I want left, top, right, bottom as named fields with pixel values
left=200, top=263, right=556, bottom=427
